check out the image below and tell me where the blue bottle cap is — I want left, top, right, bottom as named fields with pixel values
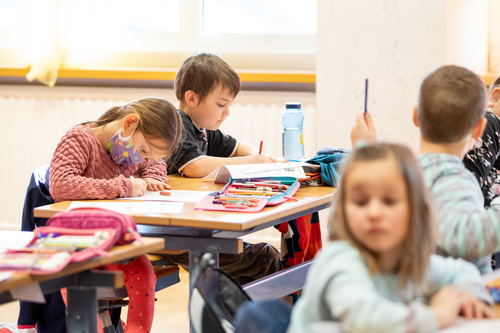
left=285, top=102, right=301, bottom=109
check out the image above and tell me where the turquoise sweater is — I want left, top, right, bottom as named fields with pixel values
left=287, top=241, right=492, bottom=333
left=419, top=153, right=500, bottom=273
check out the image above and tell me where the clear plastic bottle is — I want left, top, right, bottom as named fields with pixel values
left=282, top=102, right=304, bottom=161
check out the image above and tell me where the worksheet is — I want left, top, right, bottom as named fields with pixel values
left=118, top=190, right=214, bottom=203
left=67, top=201, right=184, bottom=214
left=207, top=162, right=309, bottom=183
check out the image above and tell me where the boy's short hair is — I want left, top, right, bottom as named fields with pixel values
left=174, top=53, right=241, bottom=103
left=417, top=65, right=487, bottom=143
left=490, top=74, right=500, bottom=94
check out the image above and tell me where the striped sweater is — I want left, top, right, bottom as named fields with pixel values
left=419, top=153, right=500, bottom=273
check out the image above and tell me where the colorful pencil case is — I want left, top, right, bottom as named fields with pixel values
left=195, top=177, right=300, bottom=212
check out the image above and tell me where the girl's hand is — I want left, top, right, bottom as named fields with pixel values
left=131, top=177, right=148, bottom=197
left=350, top=111, right=377, bottom=148
left=459, top=293, right=497, bottom=319
left=430, top=285, right=461, bottom=328
left=143, top=177, right=171, bottom=191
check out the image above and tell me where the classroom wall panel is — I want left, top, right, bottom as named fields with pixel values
left=0, top=85, right=316, bottom=247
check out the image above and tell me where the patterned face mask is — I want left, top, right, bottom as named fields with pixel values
left=108, top=130, right=143, bottom=165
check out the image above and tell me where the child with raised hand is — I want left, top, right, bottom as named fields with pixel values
left=287, top=143, right=495, bottom=333
left=48, top=97, right=182, bottom=332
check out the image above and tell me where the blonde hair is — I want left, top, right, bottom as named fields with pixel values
left=329, top=142, right=436, bottom=289
left=93, top=97, right=183, bottom=157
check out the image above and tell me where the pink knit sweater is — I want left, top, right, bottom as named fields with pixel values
left=49, top=124, right=168, bottom=202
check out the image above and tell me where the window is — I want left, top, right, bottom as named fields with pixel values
left=0, top=0, right=317, bottom=72
left=490, top=0, right=500, bottom=74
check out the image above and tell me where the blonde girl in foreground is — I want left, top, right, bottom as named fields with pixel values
left=287, top=142, right=495, bottom=333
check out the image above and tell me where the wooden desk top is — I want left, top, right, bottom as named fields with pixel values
left=34, top=175, right=335, bottom=231
left=0, top=236, right=165, bottom=293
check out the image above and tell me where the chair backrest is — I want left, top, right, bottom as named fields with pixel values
left=21, top=164, right=53, bottom=231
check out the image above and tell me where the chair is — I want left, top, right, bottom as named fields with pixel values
left=19, top=165, right=181, bottom=333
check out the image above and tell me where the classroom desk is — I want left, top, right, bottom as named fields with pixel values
left=0, top=232, right=165, bottom=333
left=34, top=175, right=335, bottom=297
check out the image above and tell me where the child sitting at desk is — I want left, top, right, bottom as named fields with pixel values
left=287, top=142, right=495, bottom=333
left=463, top=74, right=500, bottom=207
left=162, top=53, right=284, bottom=284
left=19, top=98, right=183, bottom=333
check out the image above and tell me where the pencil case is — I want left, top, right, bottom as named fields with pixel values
left=221, top=176, right=300, bottom=205
left=195, top=177, right=300, bottom=213
left=0, top=226, right=118, bottom=275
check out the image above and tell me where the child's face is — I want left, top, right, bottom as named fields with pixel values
left=344, top=158, right=410, bottom=259
left=133, top=130, right=169, bottom=161
left=193, top=84, right=235, bottom=131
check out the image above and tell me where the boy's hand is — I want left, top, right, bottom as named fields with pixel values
left=458, top=292, right=496, bottom=319
left=143, top=177, right=171, bottom=191
left=350, top=111, right=377, bottom=148
left=246, top=154, right=281, bottom=164
left=131, top=177, right=148, bottom=197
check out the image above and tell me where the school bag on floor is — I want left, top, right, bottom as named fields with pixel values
left=189, top=253, right=251, bottom=333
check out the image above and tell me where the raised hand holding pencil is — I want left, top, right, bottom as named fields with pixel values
left=350, top=78, right=377, bottom=147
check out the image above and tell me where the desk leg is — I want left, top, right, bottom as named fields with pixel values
left=67, top=286, right=98, bottom=333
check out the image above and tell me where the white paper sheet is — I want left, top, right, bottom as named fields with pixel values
left=0, top=231, right=34, bottom=251
left=439, top=318, right=500, bottom=332
left=207, top=162, right=309, bottom=183
left=118, top=190, right=213, bottom=203
left=67, top=201, right=184, bottom=214
left=11, top=282, right=46, bottom=303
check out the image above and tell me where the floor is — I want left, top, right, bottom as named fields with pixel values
left=0, top=269, right=191, bottom=333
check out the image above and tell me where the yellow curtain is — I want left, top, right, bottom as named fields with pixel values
left=25, top=0, right=63, bottom=87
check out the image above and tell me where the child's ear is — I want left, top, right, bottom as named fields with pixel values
left=490, top=87, right=500, bottom=105
left=412, top=105, right=419, bottom=128
left=121, top=114, right=140, bottom=137
left=471, top=117, right=487, bottom=141
left=184, top=90, right=199, bottom=107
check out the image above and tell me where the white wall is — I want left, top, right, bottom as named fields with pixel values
left=316, top=0, right=489, bottom=152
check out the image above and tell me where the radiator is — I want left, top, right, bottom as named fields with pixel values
left=0, top=86, right=317, bottom=238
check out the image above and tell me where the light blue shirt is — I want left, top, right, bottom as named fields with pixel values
left=287, top=241, right=492, bottom=333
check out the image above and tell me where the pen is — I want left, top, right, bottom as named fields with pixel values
left=259, top=140, right=263, bottom=154
left=364, top=78, right=368, bottom=115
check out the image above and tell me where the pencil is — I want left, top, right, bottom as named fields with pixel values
left=364, top=78, right=368, bottom=115
left=259, top=140, right=263, bottom=154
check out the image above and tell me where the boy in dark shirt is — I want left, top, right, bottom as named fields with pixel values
left=166, top=53, right=279, bottom=177
left=163, top=53, right=282, bottom=284
left=464, top=74, right=500, bottom=206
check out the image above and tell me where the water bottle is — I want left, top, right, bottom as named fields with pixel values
left=282, top=102, right=304, bottom=161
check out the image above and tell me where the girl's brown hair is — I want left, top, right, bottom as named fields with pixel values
left=329, top=142, right=436, bottom=290
left=94, top=97, right=183, bottom=157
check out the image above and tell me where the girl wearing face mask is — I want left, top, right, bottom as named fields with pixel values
left=49, top=97, right=183, bottom=202
left=47, top=97, right=183, bottom=333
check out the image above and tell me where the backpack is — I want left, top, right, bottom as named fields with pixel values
left=189, top=253, right=251, bottom=333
